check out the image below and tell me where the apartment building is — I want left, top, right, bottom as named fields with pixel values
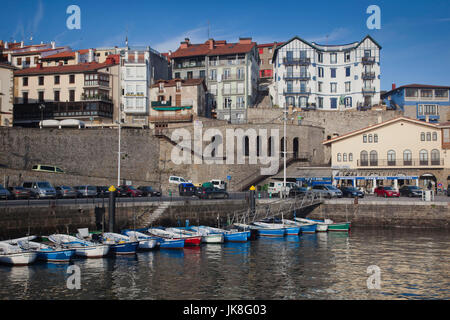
left=381, top=84, right=450, bottom=123
left=272, top=35, right=381, bottom=110
left=0, top=63, right=16, bottom=126
left=170, top=37, right=260, bottom=123
left=149, top=78, right=207, bottom=129
left=40, top=49, right=95, bottom=67
left=323, top=117, right=449, bottom=192
left=13, top=56, right=120, bottom=127
left=257, top=42, right=282, bottom=80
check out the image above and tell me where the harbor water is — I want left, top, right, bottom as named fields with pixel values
left=0, top=227, right=448, bottom=300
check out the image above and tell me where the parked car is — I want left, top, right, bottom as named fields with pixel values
left=169, top=176, right=188, bottom=185
left=211, top=180, right=227, bottom=190
left=399, top=185, right=423, bottom=198
left=73, top=185, right=98, bottom=198
left=0, top=184, right=11, bottom=200
left=289, top=186, right=308, bottom=198
left=311, top=184, right=343, bottom=198
left=196, top=187, right=229, bottom=200
left=55, top=186, right=78, bottom=199
left=374, top=186, right=400, bottom=198
left=32, top=164, right=65, bottom=174
left=340, top=186, right=365, bottom=198
left=96, top=186, right=111, bottom=198
left=22, top=181, right=56, bottom=199
left=7, top=186, right=32, bottom=200
left=118, top=185, right=143, bottom=197
left=178, top=183, right=196, bottom=197
left=268, top=181, right=296, bottom=197
left=137, top=186, right=161, bottom=197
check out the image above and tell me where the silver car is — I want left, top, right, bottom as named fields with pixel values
left=0, top=184, right=11, bottom=200
left=74, top=185, right=98, bottom=198
left=55, top=186, right=78, bottom=198
left=311, top=184, right=343, bottom=199
left=22, top=181, right=57, bottom=199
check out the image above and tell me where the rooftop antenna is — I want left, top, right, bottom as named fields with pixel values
left=125, top=25, right=129, bottom=49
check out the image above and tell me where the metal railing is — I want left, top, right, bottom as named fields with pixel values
left=283, top=88, right=311, bottom=95
left=357, top=158, right=444, bottom=167
left=283, top=72, right=311, bottom=80
left=362, top=56, right=376, bottom=64
left=283, top=57, right=311, bottom=65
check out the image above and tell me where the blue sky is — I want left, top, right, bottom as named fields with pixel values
left=1, top=0, right=450, bottom=90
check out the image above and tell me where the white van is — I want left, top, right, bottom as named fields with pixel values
left=169, top=176, right=188, bottom=185
left=268, top=181, right=296, bottom=197
left=211, top=180, right=227, bottom=190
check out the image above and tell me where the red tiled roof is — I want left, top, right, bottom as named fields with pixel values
left=11, top=47, right=67, bottom=56
left=257, top=42, right=284, bottom=48
left=14, top=60, right=117, bottom=76
left=170, top=39, right=256, bottom=58
left=41, top=49, right=93, bottom=60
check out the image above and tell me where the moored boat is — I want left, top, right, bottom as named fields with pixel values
left=48, top=234, right=110, bottom=258
left=192, top=226, right=248, bottom=243
left=102, top=233, right=139, bottom=255
left=327, top=222, right=351, bottom=232
left=149, top=228, right=202, bottom=247
left=17, top=240, right=75, bottom=263
left=250, top=222, right=285, bottom=237
left=295, top=217, right=331, bottom=232
left=122, top=231, right=158, bottom=250
left=0, top=242, right=38, bottom=266
left=181, top=227, right=225, bottom=244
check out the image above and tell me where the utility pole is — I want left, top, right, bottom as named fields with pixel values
left=283, top=103, right=288, bottom=198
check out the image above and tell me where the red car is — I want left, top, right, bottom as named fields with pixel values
left=118, top=185, right=143, bottom=197
left=374, top=186, right=400, bottom=198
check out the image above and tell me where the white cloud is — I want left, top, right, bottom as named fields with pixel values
left=307, top=27, right=350, bottom=44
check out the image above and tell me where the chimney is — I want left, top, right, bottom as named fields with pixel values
left=180, top=40, right=189, bottom=49
left=239, top=37, right=252, bottom=45
left=88, top=49, right=94, bottom=63
left=20, top=41, right=24, bottom=48
left=392, top=83, right=396, bottom=90
left=51, top=41, right=56, bottom=49
left=135, top=51, right=138, bottom=63
left=185, top=38, right=190, bottom=44
left=208, top=39, right=214, bottom=50
left=75, top=51, right=80, bottom=64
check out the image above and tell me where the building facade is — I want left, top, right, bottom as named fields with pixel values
left=323, top=117, right=450, bottom=192
left=381, top=84, right=450, bottom=123
left=149, top=79, right=207, bottom=129
left=13, top=56, right=120, bottom=127
left=170, top=38, right=260, bottom=123
left=257, top=42, right=282, bottom=80
left=0, top=63, right=15, bottom=126
left=272, top=35, right=381, bottom=110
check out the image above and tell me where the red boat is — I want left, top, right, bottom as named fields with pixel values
left=180, top=236, right=202, bottom=247
left=147, top=228, right=202, bottom=247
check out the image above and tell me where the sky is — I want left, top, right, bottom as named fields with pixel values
left=1, top=0, right=449, bottom=91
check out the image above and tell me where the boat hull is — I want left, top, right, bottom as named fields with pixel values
left=0, top=251, right=38, bottom=266
left=328, top=223, right=351, bottom=232
left=256, top=228, right=285, bottom=237
left=284, top=226, right=301, bottom=235
left=74, top=245, right=110, bottom=258
left=138, top=239, right=158, bottom=250
left=159, top=239, right=185, bottom=249
left=316, top=224, right=328, bottom=232
left=300, top=224, right=317, bottom=234
left=37, top=249, right=76, bottom=262
left=224, top=232, right=248, bottom=243
left=202, top=234, right=224, bottom=244
left=109, top=242, right=139, bottom=255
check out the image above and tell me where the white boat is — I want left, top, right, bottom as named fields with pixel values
left=48, top=234, right=110, bottom=258
left=294, top=217, right=332, bottom=232
left=123, top=231, right=158, bottom=250
left=193, top=226, right=249, bottom=242
left=185, top=227, right=225, bottom=243
left=0, top=242, right=38, bottom=266
left=252, top=221, right=285, bottom=229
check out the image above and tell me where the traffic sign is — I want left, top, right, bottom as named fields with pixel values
left=108, top=185, right=116, bottom=192
left=249, top=185, right=256, bottom=191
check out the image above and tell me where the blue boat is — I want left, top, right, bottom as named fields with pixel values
left=191, top=226, right=249, bottom=243
left=102, top=233, right=139, bottom=255
left=12, top=238, right=76, bottom=263
left=299, top=224, right=317, bottom=234
left=159, top=238, right=185, bottom=249
left=256, top=228, right=285, bottom=237
left=283, top=226, right=301, bottom=236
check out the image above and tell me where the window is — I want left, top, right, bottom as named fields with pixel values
left=318, top=67, right=324, bottom=78
left=209, top=69, right=217, bottom=81
left=387, top=150, right=396, bottom=165
left=187, top=71, right=193, bottom=79
left=174, top=72, right=181, bottom=79
left=343, top=153, right=347, bottom=162
left=364, top=50, right=371, bottom=57
left=69, top=74, right=75, bottom=84
left=176, top=81, right=181, bottom=92
left=318, top=82, right=323, bottom=93
left=345, top=81, right=351, bottom=93
left=349, top=153, right=353, bottom=161
left=363, top=135, right=367, bottom=143
left=69, top=90, right=75, bottom=102
left=318, top=52, right=323, bottom=63
left=17, top=58, right=22, bottom=66
left=432, top=132, right=437, bottom=141
left=54, top=91, right=60, bottom=102
left=318, top=97, right=323, bottom=108
left=426, top=132, right=431, bottom=141
left=421, top=89, right=433, bottom=98
left=23, top=77, right=28, bottom=86
left=369, top=150, right=378, bottom=166
left=419, top=104, right=439, bottom=116
left=199, top=70, right=205, bottom=79
left=54, top=76, right=60, bottom=85
left=444, top=129, right=450, bottom=143
left=431, top=149, right=440, bottom=165
left=330, top=83, right=337, bottom=93
left=344, top=51, right=351, bottom=62
left=374, top=134, right=378, bottom=143
left=344, top=97, right=352, bottom=108
left=346, top=67, right=350, bottom=77
left=360, top=151, right=368, bottom=166
left=331, top=68, right=336, bottom=78
left=38, top=76, right=44, bottom=86
left=434, top=89, right=448, bottom=98
left=419, top=149, right=428, bottom=165
left=405, top=88, right=418, bottom=98
left=337, top=153, right=342, bottom=162
left=330, top=98, right=337, bottom=109
left=421, top=132, right=425, bottom=141
left=38, top=91, right=44, bottom=102
left=403, top=150, right=412, bottom=165
left=368, top=134, right=373, bottom=143
left=23, top=92, right=28, bottom=104
left=330, top=53, right=337, bottom=64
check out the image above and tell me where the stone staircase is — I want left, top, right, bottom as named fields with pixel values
left=138, top=201, right=171, bottom=227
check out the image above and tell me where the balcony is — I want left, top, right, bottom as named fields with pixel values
left=283, top=72, right=311, bottom=80
left=84, top=80, right=110, bottom=88
left=283, top=87, right=311, bottom=95
left=81, top=94, right=112, bottom=103
left=13, top=101, right=114, bottom=123
left=174, top=61, right=206, bottom=69
left=283, top=57, right=311, bottom=66
left=357, top=158, right=444, bottom=168
left=209, top=59, right=245, bottom=67
left=222, top=88, right=245, bottom=95
left=221, top=74, right=245, bottom=81
left=361, top=71, right=376, bottom=80
left=361, top=56, right=376, bottom=64
left=149, top=114, right=193, bottom=123
left=362, top=87, right=376, bottom=95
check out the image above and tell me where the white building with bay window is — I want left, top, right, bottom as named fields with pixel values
left=272, top=35, right=381, bottom=110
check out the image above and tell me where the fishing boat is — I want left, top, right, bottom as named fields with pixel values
left=192, top=226, right=248, bottom=243
left=294, top=217, right=332, bottom=232
left=0, top=242, right=38, bottom=266
left=48, top=234, right=110, bottom=258
left=292, top=218, right=319, bottom=233
left=102, top=233, right=139, bottom=255
left=159, top=238, right=185, bottom=249
left=253, top=221, right=301, bottom=236
left=233, top=224, right=253, bottom=240
left=148, top=228, right=202, bottom=247
left=122, top=231, right=158, bottom=250
left=169, top=227, right=224, bottom=244
left=249, top=222, right=285, bottom=237
left=17, top=240, right=76, bottom=263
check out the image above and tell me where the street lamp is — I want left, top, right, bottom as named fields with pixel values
left=116, top=119, right=122, bottom=187
left=38, top=104, right=45, bottom=128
